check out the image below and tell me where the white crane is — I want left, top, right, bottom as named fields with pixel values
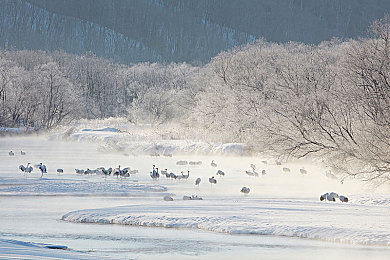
left=211, top=160, right=217, bottom=167
left=339, top=195, right=348, bottom=202
left=182, top=171, right=190, bottom=179
left=113, top=166, right=121, bottom=178
left=209, top=176, right=217, bottom=185
left=163, top=195, right=174, bottom=201
left=85, top=168, right=94, bottom=175
left=240, top=187, right=250, bottom=194
left=216, top=170, right=225, bottom=176
left=320, top=192, right=338, bottom=201
left=150, top=166, right=160, bottom=180
left=75, top=169, right=84, bottom=174
left=161, top=169, right=168, bottom=177
left=19, top=163, right=33, bottom=175
left=176, top=160, right=188, bottom=166
left=37, top=163, right=47, bottom=177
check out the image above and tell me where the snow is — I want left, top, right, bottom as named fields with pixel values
left=0, top=177, right=167, bottom=196
left=49, top=120, right=249, bottom=156
left=0, top=239, right=102, bottom=260
left=62, top=197, right=390, bottom=246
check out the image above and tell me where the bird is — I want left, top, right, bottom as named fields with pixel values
left=300, top=168, right=308, bottom=174
left=320, top=193, right=328, bottom=201
left=211, top=160, right=217, bottom=167
left=216, top=170, right=225, bottom=176
left=183, top=195, right=192, bottom=200
left=275, top=160, right=282, bottom=165
left=37, top=163, right=47, bottom=177
left=209, top=176, right=217, bottom=184
left=260, top=170, right=265, bottom=176
left=9, top=151, right=14, bottom=156
left=150, top=166, right=160, bottom=180
left=245, top=170, right=255, bottom=176
left=240, top=187, right=250, bottom=194
left=282, top=167, right=291, bottom=173
left=327, top=192, right=339, bottom=201
left=339, top=195, right=348, bottom=203
left=169, top=172, right=177, bottom=179
left=189, top=161, right=202, bottom=165
left=56, top=168, right=64, bottom=174
left=85, top=168, right=94, bottom=175
left=113, top=168, right=120, bottom=178
left=195, top=177, right=201, bottom=186
left=320, top=192, right=338, bottom=202
left=19, top=163, right=33, bottom=175
left=20, top=151, right=26, bottom=155
left=182, top=171, right=190, bottom=179
left=161, top=169, right=168, bottom=176
left=176, top=160, right=188, bottom=166
left=75, top=169, right=84, bottom=174
left=163, top=195, right=173, bottom=201
left=121, top=167, right=130, bottom=177
left=191, top=195, right=202, bottom=200
left=250, top=164, right=256, bottom=171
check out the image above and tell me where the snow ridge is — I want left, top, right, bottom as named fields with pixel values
left=62, top=199, right=390, bottom=246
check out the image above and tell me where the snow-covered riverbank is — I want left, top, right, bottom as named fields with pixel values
left=1, top=136, right=390, bottom=259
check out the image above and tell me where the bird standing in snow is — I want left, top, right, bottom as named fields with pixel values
left=211, top=160, right=217, bottom=167
left=20, top=151, right=26, bottom=155
left=19, top=163, right=33, bottom=175
left=150, top=166, right=160, bottom=180
left=9, top=151, right=14, bottom=156
left=57, top=168, right=64, bottom=175
left=209, top=176, right=217, bottom=185
left=163, top=195, right=173, bottom=201
left=240, top=187, right=250, bottom=194
left=320, top=192, right=339, bottom=202
left=300, top=168, right=307, bottom=174
left=216, top=170, right=225, bottom=176
left=171, top=172, right=178, bottom=179
left=37, top=163, right=47, bottom=177
left=195, top=177, right=201, bottom=186
left=75, top=169, right=84, bottom=174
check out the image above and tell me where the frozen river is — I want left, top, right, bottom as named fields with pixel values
left=1, top=136, right=390, bottom=259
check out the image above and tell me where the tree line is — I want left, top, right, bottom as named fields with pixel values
left=1, top=17, right=390, bottom=183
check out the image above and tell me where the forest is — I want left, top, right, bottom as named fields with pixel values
left=1, top=17, right=390, bottom=183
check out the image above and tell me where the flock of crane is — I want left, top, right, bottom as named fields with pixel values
left=9, top=150, right=348, bottom=201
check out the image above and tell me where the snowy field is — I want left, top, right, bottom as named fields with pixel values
left=1, top=133, right=390, bottom=259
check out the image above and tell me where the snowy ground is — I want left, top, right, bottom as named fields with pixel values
left=0, top=239, right=102, bottom=260
left=1, top=133, right=390, bottom=259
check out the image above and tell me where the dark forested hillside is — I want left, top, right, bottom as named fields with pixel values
left=2, top=0, right=390, bottom=64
